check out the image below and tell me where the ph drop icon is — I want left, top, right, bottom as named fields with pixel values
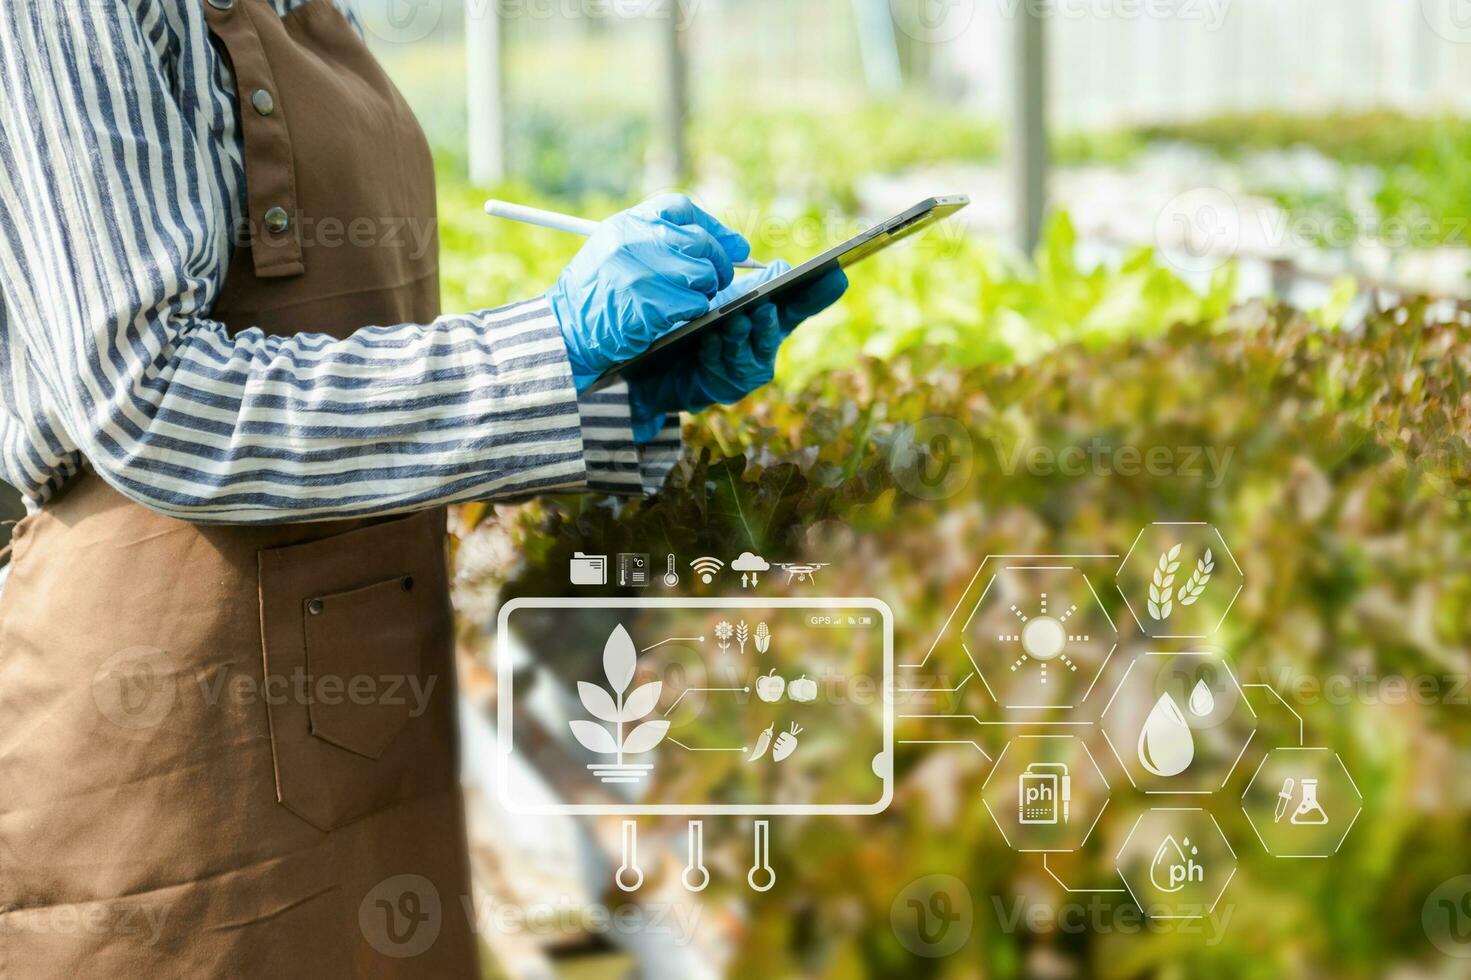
left=1138, top=692, right=1194, bottom=777
left=1149, top=834, right=1201, bottom=894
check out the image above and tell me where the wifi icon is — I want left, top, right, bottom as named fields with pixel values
left=690, top=556, right=723, bottom=584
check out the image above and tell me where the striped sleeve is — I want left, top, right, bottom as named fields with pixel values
left=578, top=384, right=681, bottom=495
left=0, top=4, right=602, bottom=523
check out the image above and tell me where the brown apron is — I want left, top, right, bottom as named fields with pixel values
left=0, top=1, right=479, bottom=975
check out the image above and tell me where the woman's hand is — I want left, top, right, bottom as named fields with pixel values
left=545, top=194, right=751, bottom=392
left=626, top=260, right=849, bottom=440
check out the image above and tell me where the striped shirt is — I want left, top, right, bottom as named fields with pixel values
left=0, top=0, right=680, bottom=526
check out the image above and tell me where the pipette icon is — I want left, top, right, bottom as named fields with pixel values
left=1274, top=777, right=1295, bottom=822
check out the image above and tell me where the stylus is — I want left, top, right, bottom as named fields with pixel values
left=484, top=199, right=767, bottom=269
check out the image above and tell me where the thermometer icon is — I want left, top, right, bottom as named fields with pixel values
left=682, top=820, right=709, bottom=892
left=747, top=820, right=775, bottom=892
left=616, top=820, right=644, bottom=891
left=663, top=554, right=679, bottom=588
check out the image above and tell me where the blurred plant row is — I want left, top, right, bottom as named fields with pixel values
left=429, top=95, right=1471, bottom=253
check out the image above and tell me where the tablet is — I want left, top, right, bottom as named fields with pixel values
left=588, top=194, right=970, bottom=392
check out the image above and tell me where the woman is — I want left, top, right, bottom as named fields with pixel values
left=0, top=1, right=844, bottom=975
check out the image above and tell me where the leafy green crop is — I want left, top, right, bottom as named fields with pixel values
left=437, top=166, right=1239, bottom=391
left=460, top=300, right=1470, bottom=979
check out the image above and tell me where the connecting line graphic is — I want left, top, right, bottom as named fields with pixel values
left=667, top=738, right=747, bottom=753
left=895, top=672, right=974, bottom=694
left=1041, top=854, right=1128, bottom=894
left=898, top=713, right=1094, bottom=727
left=641, top=636, right=705, bottom=652
left=1242, top=682, right=1305, bottom=746
left=896, top=739, right=992, bottom=762
left=662, top=687, right=749, bottom=716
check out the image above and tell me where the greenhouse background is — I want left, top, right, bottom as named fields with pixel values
left=3, top=1, right=1469, bottom=977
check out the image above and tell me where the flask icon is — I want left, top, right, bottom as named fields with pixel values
left=1290, top=777, right=1328, bottom=825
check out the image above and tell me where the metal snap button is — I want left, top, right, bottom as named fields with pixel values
left=306, top=598, right=325, bottom=616
left=251, top=89, right=275, bottom=117
left=263, top=207, right=290, bottom=234
left=206, top=0, right=234, bottom=9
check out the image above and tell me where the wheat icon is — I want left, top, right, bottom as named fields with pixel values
left=1176, top=549, right=1214, bottom=606
left=1147, top=543, right=1182, bottom=620
left=735, top=621, right=750, bottom=655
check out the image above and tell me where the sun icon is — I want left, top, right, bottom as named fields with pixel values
left=998, top=593, right=1088, bottom=684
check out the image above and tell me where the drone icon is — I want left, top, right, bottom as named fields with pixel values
left=777, top=562, right=829, bottom=584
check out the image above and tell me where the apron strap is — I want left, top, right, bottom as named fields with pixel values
left=202, top=0, right=305, bottom=279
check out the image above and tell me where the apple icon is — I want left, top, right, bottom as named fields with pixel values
left=756, top=669, right=785, bottom=703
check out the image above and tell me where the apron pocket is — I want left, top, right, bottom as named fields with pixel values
left=258, top=512, right=456, bottom=832
left=303, top=574, right=420, bottom=759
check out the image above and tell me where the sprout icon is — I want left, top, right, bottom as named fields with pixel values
left=570, top=624, right=669, bottom=784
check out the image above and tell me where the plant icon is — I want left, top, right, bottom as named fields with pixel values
left=569, top=624, right=669, bottom=784
left=735, top=621, right=750, bottom=654
left=715, top=620, right=734, bottom=652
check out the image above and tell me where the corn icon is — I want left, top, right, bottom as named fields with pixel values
left=754, top=621, right=770, bottom=654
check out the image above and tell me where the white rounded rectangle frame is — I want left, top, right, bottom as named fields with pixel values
left=496, top=597, right=894, bottom=816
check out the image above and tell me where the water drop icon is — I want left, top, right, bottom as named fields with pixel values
left=1188, top=678, right=1214, bottom=717
left=1138, top=692, right=1194, bottom=777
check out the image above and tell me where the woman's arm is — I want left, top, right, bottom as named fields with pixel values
left=0, top=5, right=664, bottom=523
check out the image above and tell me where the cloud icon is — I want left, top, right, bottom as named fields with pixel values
left=731, top=551, right=770, bottom=573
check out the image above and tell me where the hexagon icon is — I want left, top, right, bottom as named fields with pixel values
left=962, top=564, right=1118, bottom=711
left=1241, top=747, right=1363, bottom=858
left=981, top=734, right=1110, bottom=853
left=1100, top=650, right=1257, bottom=794
left=1117, top=807, right=1236, bottom=919
left=1116, top=523, right=1242, bottom=639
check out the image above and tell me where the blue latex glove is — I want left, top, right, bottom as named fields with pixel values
left=545, top=194, right=751, bottom=392
left=626, top=260, right=848, bottom=441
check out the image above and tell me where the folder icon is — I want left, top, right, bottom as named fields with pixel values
left=569, top=552, right=607, bottom=586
